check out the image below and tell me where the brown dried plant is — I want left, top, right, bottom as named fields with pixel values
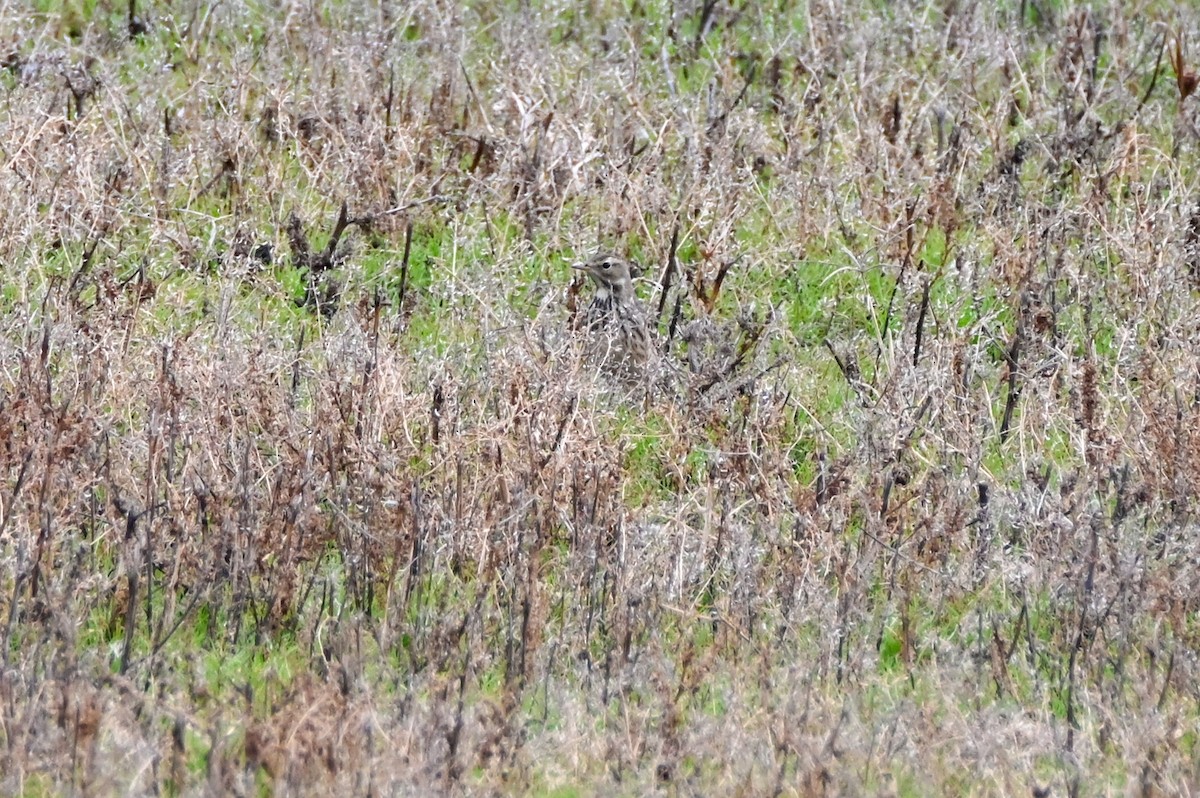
left=0, top=2, right=1199, bottom=797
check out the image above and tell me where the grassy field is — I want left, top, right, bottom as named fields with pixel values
left=2, top=0, right=1199, bottom=795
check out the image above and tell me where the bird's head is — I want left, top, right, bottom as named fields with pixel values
left=572, top=253, right=637, bottom=299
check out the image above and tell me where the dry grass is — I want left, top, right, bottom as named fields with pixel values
left=2, top=0, right=1200, bottom=795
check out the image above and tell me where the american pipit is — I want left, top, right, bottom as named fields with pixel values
left=572, top=252, right=651, bottom=373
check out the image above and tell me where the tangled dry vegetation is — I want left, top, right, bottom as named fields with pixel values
left=2, top=0, right=1200, bottom=795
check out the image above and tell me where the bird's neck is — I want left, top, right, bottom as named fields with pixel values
left=598, top=279, right=633, bottom=304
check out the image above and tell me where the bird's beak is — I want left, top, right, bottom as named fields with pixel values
left=571, top=262, right=587, bottom=271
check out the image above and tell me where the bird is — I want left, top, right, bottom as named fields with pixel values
left=571, top=252, right=652, bottom=374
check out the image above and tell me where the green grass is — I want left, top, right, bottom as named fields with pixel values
left=3, top=0, right=1200, bottom=794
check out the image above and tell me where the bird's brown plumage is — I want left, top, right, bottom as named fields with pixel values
left=572, top=253, right=651, bottom=372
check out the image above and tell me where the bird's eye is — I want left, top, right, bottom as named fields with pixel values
left=601, top=261, right=611, bottom=270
